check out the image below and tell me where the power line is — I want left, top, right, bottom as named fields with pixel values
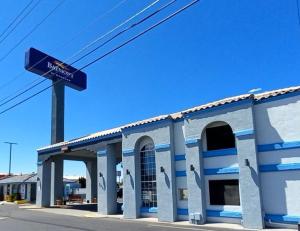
left=0, top=0, right=34, bottom=40
left=0, top=0, right=200, bottom=116
left=0, top=0, right=128, bottom=92
left=0, top=0, right=65, bottom=62
left=72, top=0, right=177, bottom=65
left=0, top=0, right=40, bottom=46
left=67, top=0, right=161, bottom=63
left=0, top=0, right=161, bottom=107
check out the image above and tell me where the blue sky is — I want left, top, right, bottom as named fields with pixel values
left=0, top=0, right=299, bottom=176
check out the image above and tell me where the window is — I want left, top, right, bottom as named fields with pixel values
left=178, top=188, right=188, bottom=200
left=209, top=180, right=240, bottom=206
left=140, top=144, right=157, bottom=208
left=206, top=125, right=235, bottom=151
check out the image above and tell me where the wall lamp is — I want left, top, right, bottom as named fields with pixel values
left=160, top=166, right=165, bottom=173
left=244, top=159, right=250, bottom=167
left=126, top=169, right=130, bottom=175
left=190, top=164, right=195, bottom=172
left=99, top=172, right=103, bottom=178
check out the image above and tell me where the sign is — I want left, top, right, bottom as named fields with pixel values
left=25, top=47, right=87, bottom=91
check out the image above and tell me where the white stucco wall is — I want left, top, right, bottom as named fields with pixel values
left=173, top=121, right=185, bottom=154
left=261, top=171, right=300, bottom=215
left=254, top=95, right=300, bottom=220
left=254, top=95, right=300, bottom=145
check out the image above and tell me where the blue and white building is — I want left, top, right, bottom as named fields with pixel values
left=36, top=86, right=300, bottom=229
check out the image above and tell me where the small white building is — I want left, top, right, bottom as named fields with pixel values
left=0, top=174, right=37, bottom=202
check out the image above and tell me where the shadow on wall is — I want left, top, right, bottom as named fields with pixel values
left=163, top=172, right=170, bottom=189
left=255, top=97, right=300, bottom=217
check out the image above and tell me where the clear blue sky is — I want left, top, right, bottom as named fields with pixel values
left=0, top=0, right=299, bottom=176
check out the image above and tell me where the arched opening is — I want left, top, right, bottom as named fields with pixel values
left=138, top=137, right=157, bottom=211
left=203, top=121, right=235, bottom=151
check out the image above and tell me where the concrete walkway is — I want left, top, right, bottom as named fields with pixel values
left=18, top=204, right=296, bottom=231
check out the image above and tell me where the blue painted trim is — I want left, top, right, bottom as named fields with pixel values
left=122, top=118, right=172, bottom=133
left=177, top=208, right=189, bottom=216
left=234, top=129, right=254, bottom=137
left=140, top=207, right=157, bottom=213
left=155, top=143, right=170, bottom=152
left=255, top=90, right=300, bottom=105
left=204, top=167, right=239, bottom=175
left=122, top=148, right=135, bottom=157
left=183, top=98, right=253, bottom=118
left=176, top=170, right=187, bottom=177
left=265, top=214, right=300, bottom=225
left=260, top=163, right=300, bottom=172
left=97, top=150, right=107, bottom=157
left=206, top=210, right=242, bottom=219
left=203, top=148, right=237, bottom=158
left=185, top=137, right=199, bottom=146
left=175, top=154, right=186, bottom=161
left=257, top=141, right=300, bottom=152
left=38, top=133, right=122, bottom=155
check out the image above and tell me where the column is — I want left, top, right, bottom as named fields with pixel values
left=185, top=137, right=206, bottom=224
left=97, top=144, right=117, bottom=214
left=122, top=147, right=139, bottom=219
left=86, top=160, right=97, bottom=203
left=155, top=144, right=177, bottom=222
left=3, top=185, right=7, bottom=196
left=50, top=156, right=64, bottom=206
left=36, top=159, right=51, bottom=207
left=236, top=132, right=264, bottom=229
left=26, top=184, right=32, bottom=201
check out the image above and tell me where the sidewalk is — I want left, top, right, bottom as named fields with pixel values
left=19, top=204, right=296, bottom=231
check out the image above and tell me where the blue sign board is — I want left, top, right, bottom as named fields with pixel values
left=25, top=47, right=87, bottom=91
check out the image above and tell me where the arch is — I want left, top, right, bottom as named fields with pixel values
left=201, top=121, right=235, bottom=152
left=135, top=136, right=157, bottom=210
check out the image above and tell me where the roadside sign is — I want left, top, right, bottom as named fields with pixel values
left=25, top=47, right=87, bottom=91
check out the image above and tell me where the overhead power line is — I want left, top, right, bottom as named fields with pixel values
left=67, top=0, right=161, bottom=62
left=0, top=0, right=200, bottom=116
left=0, top=0, right=40, bottom=46
left=0, top=0, right=65, bottom=62
left=71, top=0, right=177, bottom=66
left=0, top=0, right=128, bottom=92
left=0, top=0, right=161, bottom=107
left=0, top=0, right=34, bottom=40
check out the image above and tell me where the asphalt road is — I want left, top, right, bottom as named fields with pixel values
left=0, top=204, right=248, bottom=231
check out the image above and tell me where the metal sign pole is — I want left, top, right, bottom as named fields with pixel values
left=51, top=80, right=65, bottom=144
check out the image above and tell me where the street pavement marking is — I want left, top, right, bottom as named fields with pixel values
left=0, top=217, right=8, bottom=220
left=148, top=224, right=209, bottom=231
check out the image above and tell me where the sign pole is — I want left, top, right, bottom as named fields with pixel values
left=51, top=80, right=65, bottom=144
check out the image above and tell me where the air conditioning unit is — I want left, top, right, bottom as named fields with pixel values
left=189, top=212, right=202, bottom=225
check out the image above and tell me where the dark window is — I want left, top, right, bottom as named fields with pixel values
left=209, top=180, right=240, bottom=205
left=140, top=144, right=157, bottom=208
left=206, top=125, right=235, bottom=151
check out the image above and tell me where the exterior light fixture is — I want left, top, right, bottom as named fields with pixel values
left=126, top=169, right=130, bottom=175
left=99, top=172, right=103, bottom=177
left=190, top=164, right=195, bottom=171
left=160, top=166, right=165, bottom=173
left=244, top=159, right=250, bottom=167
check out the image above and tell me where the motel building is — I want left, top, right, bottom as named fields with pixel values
left=36, top=86, right=300, bottom=229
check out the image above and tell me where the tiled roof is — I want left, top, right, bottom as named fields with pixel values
left=181, top=93, right=252, bottom=114
left=37, top=127, right=121, bottom=152
left=254, top=85, right=300, bottom=101
left=37, top=86, right=300, bottom=153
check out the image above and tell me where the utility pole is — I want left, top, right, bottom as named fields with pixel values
left=4, top=142, right=17, bottom=176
